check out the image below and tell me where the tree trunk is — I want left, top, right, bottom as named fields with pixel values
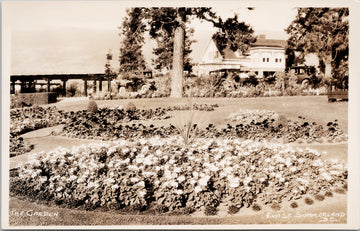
left=324, top=56, right=332, bottom=81
left=170, top=11, right=185, bottom=98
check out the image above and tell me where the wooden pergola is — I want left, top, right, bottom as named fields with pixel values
left=10, top=73, right=117, bottom=96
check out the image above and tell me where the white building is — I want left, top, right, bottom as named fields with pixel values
left=198, top=35, right=286, bottom=78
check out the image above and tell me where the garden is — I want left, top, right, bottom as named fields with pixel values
left=9, top=95, right=348, bottom=225
left=85, top=71, right=330, bottom=101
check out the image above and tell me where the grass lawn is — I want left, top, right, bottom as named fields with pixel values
left=9, top=192, right=346, bottom=226
left=8, top=95, right=348, bottom=226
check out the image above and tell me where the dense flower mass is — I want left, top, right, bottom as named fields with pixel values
left=165, top=103, right=219, bottom=112
left=56, top=115, right=347, bottom=144
left=10, top=137, right=347, bottom=213
left=226, top=109, right=278, bottom=124
left=10, top=104, right=219, bottom=137
left=10, top=106, right=67, bottom=136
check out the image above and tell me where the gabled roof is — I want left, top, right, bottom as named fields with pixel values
left=212, top=35, right=286, bottom=60
left=252, top=38, right=287, bottom=48
left=221, top=47, right=247, bottom=59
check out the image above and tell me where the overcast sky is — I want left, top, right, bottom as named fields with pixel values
left=5, top=1, right=299, bottom=74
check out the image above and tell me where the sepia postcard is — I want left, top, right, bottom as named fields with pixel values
left=2, top=0, right=360, bottom=229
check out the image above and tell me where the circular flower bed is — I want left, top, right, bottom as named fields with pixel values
left=10, top=137, right=347, bottom=214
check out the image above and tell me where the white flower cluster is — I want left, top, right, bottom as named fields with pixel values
left=226, top=109, right=278, bottom=124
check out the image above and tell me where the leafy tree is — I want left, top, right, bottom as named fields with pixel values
left=119, top=8, right=147, bottom=76
left=105, top=50, right=114, bottom=76
left=152, top=26, right=196, bottom=74
left=212, top=15, right=256, bottom=54
left=121, top=7, right=256, bottom=98
left=105, top=50, right=116, bottom=92
left=286, top=8, right=349, bottom=81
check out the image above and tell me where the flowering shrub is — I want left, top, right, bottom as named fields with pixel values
left=10, top=137, right=347, bottom=214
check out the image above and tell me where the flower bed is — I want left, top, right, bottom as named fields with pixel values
left=10, top=106, right=66, bottom=157
left=10, top=137, right=347, bottom=214
left=10, top=106, right=67, bottom=136
left=10, top=134, right=34, bottom=157
left=165, top=103, right=219, bottom=112
left=56, top=111, right=347, bottom=144
left=226, top=109, right=278, bottom=124
left=10, top=103, right=220, bottom=136
left=225, top=109, right=347, bottom=143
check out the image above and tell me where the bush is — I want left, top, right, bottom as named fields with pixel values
left=51, top=86, right=65, bottom=97
left=274, top=114, right=288, bottom=129
left=153, top=75, right=171, bottom=97
left=270, top=203, right=281, bottom=210
left=251, top=203, right=262, bottom=211
left=181, top=206, right=195, bottom=215
left=290, top=202, right=298, bottom=208
left=304, top=197, right=314, bottom=205
left=125, top=102, right=136, bottom=112
left=67, top=82, right=79, bottom=97
left=274, top=71, right=286, bottom=90
left=87, top=100, right=98, bottom=113
left=325, top=191, right=333, bottom=197
left=204, top=205, right=218, bottom=216
left=314, top=194, right=325, bottom=201
left=227, top=205, right=240, bottom=214
left=334, top=188, right=346, bottom=194
left=154, top=204, right=169, bottom=214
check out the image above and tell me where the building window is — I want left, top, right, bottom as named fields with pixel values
left=279, top=58, right=282, bottom=62
left=267, top=58, right=269, bottom=62
left=263, top=58, right=266, bottom=62
left=275, top=58, right=278, bottom=62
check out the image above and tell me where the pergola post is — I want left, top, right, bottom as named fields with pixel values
left=47, top=78, right=51, bottom=92
left=30, top=80, right=36, bottom=92
left=93, top=80, right=97, bottom=93
left=99, top=78, right=102, bottom=92
left=62, top=79, right=67, bottom=96
left=20, top=81, right=26, bottom=93
left=84, top=80, right=88, bottom=97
